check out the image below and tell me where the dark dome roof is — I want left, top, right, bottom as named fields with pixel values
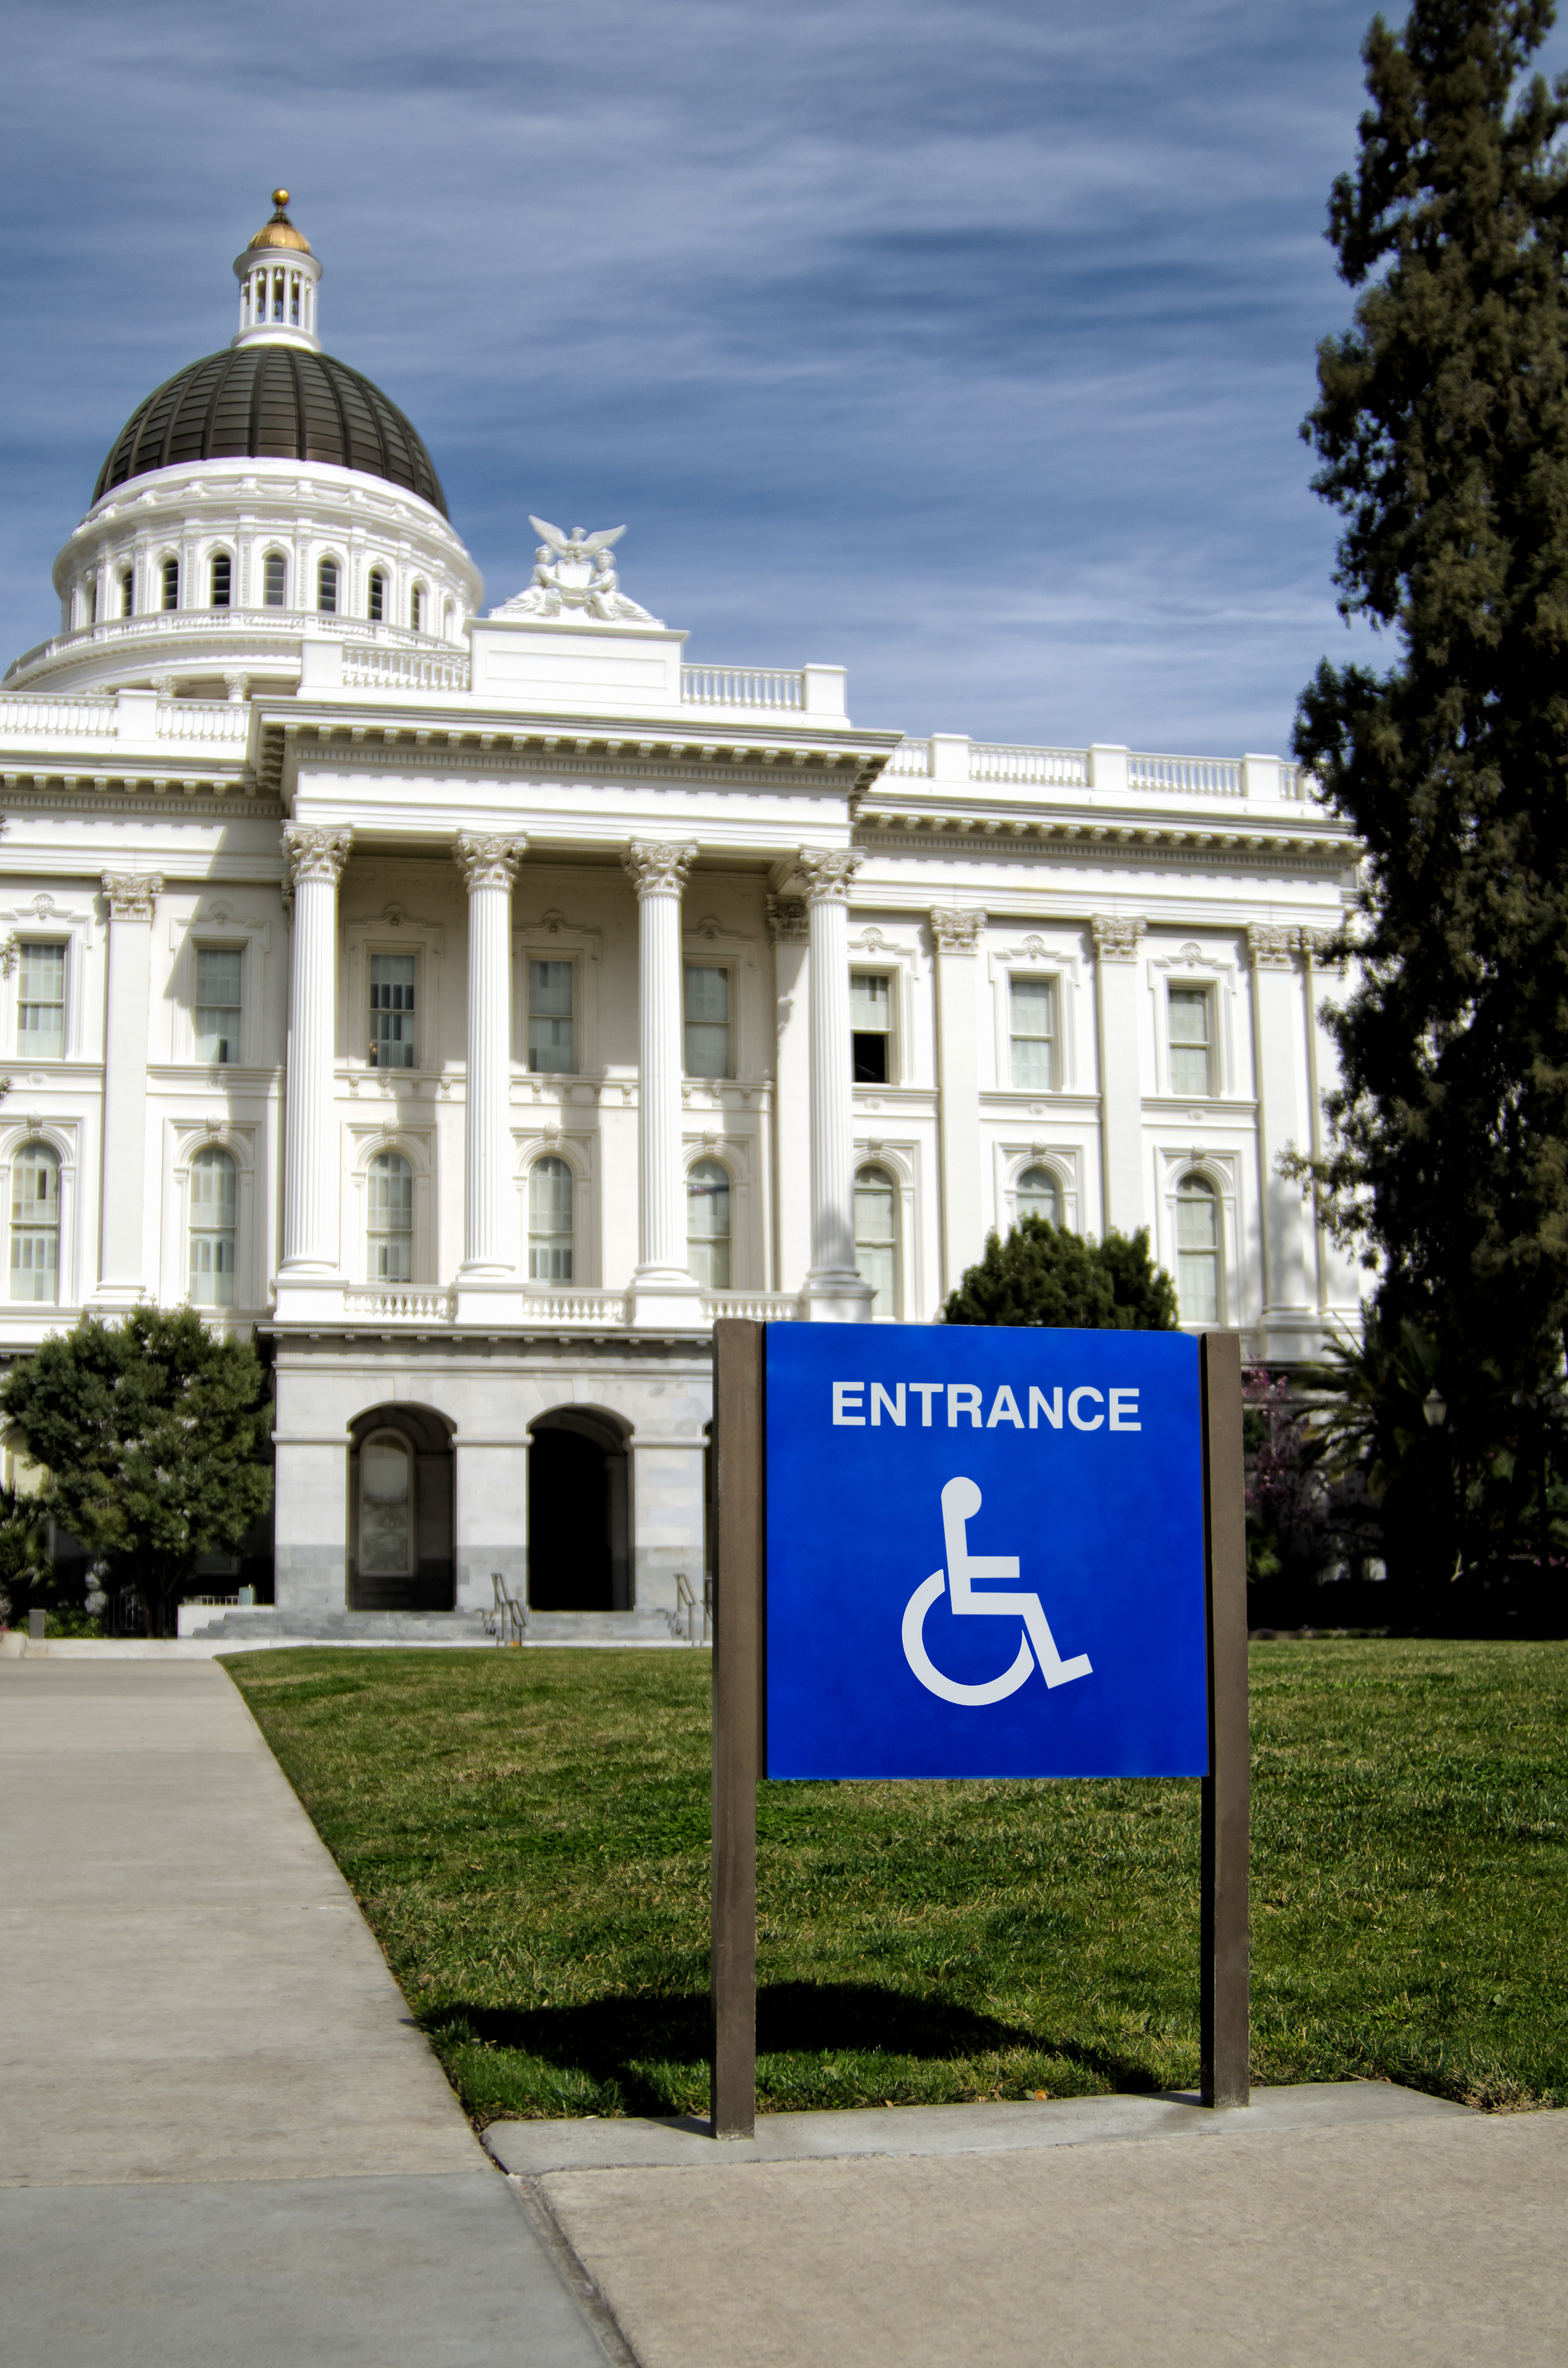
left=94, top=346, right=448, bottom=516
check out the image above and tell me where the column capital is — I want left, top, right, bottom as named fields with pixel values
left=1245, top=922, right=1296, bottom=971
left=624, top=840, right=697, bottom=899
left=791, top=848, right=862, bottom=906
left=283, top=823, right=353, bottom=893
left=101, top=873, right=163, bottom=921
left=454, top=832, right=526, bottom=892
left=1091, top=914, right=1145, bottom=962
left=928, top=905, right=984, bottom=954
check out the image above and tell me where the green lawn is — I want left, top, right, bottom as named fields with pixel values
left=225, top=1638, right=1568, bottom=2124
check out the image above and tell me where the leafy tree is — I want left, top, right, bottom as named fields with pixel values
left=1293, top=0, right=1568, bottom=1399
left=0, top=1309, right=272, bottom=1637
left=943, top=1218, right=1179, bottom=1330
left=0, top=1482, right=53, bottom=1630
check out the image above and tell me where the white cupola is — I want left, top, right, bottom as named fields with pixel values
left=232, top=190, right=322, bottom=352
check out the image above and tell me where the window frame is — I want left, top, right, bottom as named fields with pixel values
left=853, top=1159, right=901, bottom=1320
left=365, top=1146, right=415, bottom=1285
left=987, top=940, right=1080, bottom=1097
left=119, top=568, right=134, bottom=618
left=685, top=1154, right=734, bottom=1290
left=187, top=1144, right=238, bottom=1309
left=1166, top=982, right=1216, bottom=1100
left=367, top=950, right=419, bottom=1072
left=262, top=550, right=288, bottom=608
left=850, top=968, right=896, bottom=1087
left=14, top=938, right=68, bottom=1062
left=527, top=955, right=576, bottom=1076
left=317, top=555, right=341, bottom=616
left=8, top=1138, right=62, bottom=1307
left=160, top=555, right=180, bottom=612
left=1007, top=973, right=1058, bottom=1093
left=209, top=550, right=232, bottom=610
left=368, top=567, right=386, bottom=623
left=683, top=961, right=733, bottom=1082
left=527, top=1151, right=576, bottom=1283
left=191, top=943, right=244, bottom=1067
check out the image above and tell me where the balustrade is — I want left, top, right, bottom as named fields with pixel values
left=680, top=665, right=803, bottom=709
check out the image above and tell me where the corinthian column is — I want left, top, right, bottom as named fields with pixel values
left=796, top=849, right=873, bottom=1321
left=278, top=824, right=352, bottom=1311
left=623, top=841, right=706, bottom=1328
left=455, top=833, right=525, bottom=1314
left=95, top=872, right=163, bottom=1307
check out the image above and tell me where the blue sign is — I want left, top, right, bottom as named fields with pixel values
left=764, top=1323, right=1209, bottom=1780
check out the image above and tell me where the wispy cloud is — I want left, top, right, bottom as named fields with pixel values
left=1, top=1, right=1544, bottom=749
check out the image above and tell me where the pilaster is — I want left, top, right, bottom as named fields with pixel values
left=929, top=907, right=984, bottom=1298
left=93, top=872, right=162, bottom=1308
left=794, top=850, right=873, bottom=1321
left=1092, top=914, right=1146, bottom=1236
left=768, top=894, right=812, bottom=1296
left=1247, top=922, right=1317, bottom=1361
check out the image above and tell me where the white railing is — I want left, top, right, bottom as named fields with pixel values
left=343, top=1286, right=455, bottom=1322
left=518, top=1289, right=629, bottom=1326
left=0, top=694, right=120, bottom=740
left=681, top=666, right=803, bottom=710
left=701, top=1290, right=803, bottom=1322
left=1128, top=751, right=1243, bottom=797
left=341, top=645, right=472, bottom=694
left=155, top=700, right=251, bottom=742
left=970, top=741, right=1088, bottom=788
left=883, top=741, right=931, bottom=776
left=1279, top=762, right=1308, bottom=800
left=3, top=610, right=463, bottom=689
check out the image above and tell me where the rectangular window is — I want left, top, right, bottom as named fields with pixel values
left=851, top=972, right=892, bottom=1085
left=684, top=965, right=730, bottom=1079
left=17, top=943, right=65, bottom=1059
left=369, top=953, right=417, bottom=1069
left=194, top=947, right=242, bottom=1065
left=1009, top=976, right=1055, bottom=1091
left=528, top=960, right=574, bottom=1073
left=1168, top=986, right=1213, bottom=1097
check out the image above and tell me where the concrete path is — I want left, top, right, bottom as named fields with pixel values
left=507, top=2096, right=1567, bottom=2368
left=0, top=1661, right=613, bottom=2366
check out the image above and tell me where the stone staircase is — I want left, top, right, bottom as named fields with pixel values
left=189, top=1605, right=693, bottom=1648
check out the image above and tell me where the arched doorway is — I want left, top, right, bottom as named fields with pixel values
left=347, top=1403, right=454, bottom=1611
left=528, top=1409, right=630, bottom=1611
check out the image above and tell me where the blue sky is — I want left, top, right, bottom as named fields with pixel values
left=1, top=1, right=1555, bottom=753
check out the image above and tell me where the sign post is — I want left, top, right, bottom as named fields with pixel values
left=709, top=1318, right=1249, bottom=2138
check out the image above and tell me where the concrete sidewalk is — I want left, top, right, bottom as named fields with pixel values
left=0, top=1661, right=614, bottom=2366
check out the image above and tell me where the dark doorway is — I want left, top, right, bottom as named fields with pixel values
left=528, top=1412, right=631, bottom=1610
left=347, top=1403, right=454, bottom=1612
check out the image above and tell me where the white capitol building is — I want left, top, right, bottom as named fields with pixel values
left=0, top=193, right=1362, bottom=1632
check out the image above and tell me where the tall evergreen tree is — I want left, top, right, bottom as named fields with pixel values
left=1296, top=1, right=1568, bottom=1395
left=943, top=1219, right=1178, bottom=1330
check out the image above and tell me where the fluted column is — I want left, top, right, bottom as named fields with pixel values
left=455, top=833, right=525, bottom=1300
left=95, top=873, right=163, bottom=1307
left=796, top=849, right=873, bottom=1320
left=624, top=841, right=706, bottom=1327
left=930, top=907, right=985, bottom=1300
left=278, top=824, right=351, bottom=1308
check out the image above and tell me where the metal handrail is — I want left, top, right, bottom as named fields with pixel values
left=674, top=1570, right=712, bottom=1645
left=491, top=1570, right=528, bottom=1647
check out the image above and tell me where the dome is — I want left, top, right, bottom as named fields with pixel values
left=245, top=189, right=311, bottom=254
left=93, top=346, right=448, bottom=516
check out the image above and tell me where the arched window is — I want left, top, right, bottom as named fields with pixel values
left=161, top=557, right=179, bottom=611
left=854, top=1164, right=898, bottom=1319
left=360, top=1433, right=413, bottom=1576
left=368, top=568, right=386, bottom=623
left=317, top=558, right=339, bottom=614
left=529, top=1156, right=574, bottom=1281
left=88, top=579, right=98, bottom=625
left=263, top=552, right=287, bottom=608
left=410, top=583, right=425, bottom=632
left=189, top=1147, right=236, bottom=1308
left=367, top=1151, right=413, bottom=1283
left=10, top=1143, right=60, bottom=1303
left=1016, top=1165, right=1061, bottom=1228
left=119, top=570, right=134, bottom=618
left=1176, top=1172, right=1221, bottom=1323
left=443, top=598, right=455, bottom=638
left=210, top=552, right=232, bottom=608
left=687, top=1159, right=731, bottom=1288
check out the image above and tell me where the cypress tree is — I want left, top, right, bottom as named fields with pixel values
left=1296, top=1, right=1568, bottom=1392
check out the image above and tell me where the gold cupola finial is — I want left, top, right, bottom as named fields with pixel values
left=246, top=188, right=311, bottom=255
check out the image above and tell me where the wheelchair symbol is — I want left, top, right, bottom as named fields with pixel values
left=901, top=1476, right=1093, bottom=1705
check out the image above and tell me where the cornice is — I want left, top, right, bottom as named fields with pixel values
left=1, top=778, right=276, bottom=818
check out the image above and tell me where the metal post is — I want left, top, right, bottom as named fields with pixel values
left=710, top=1318, right=764, bottom=2138
left=1199, top=1328, right=1250, bottom=2107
